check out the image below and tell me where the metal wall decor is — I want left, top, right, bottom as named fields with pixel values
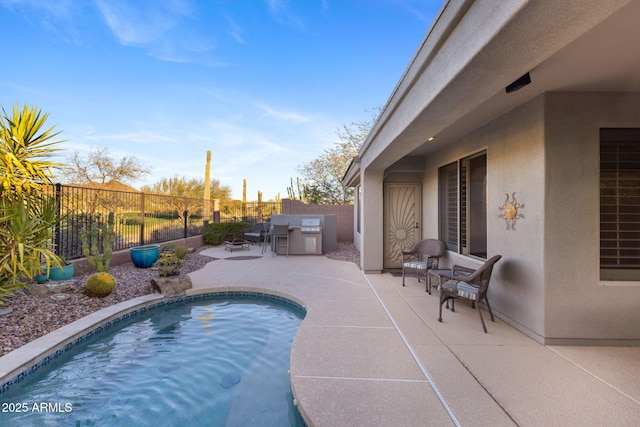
left=498, top=192, right=524, bottom=230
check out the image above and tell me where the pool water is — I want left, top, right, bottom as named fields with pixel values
left=1, top=296, right=306, bottom=426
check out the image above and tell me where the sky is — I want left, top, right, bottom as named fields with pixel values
left=1, top=0, right=441, bottom=200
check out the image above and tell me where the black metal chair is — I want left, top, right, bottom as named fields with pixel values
left=401, top=239, right=446, bottom=291
left=436, top=255, right=502, bottom=333
left=244, top=223, right=265, bottom=245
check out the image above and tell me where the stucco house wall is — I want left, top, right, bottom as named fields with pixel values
left=417, top=92, right=640, bottom=344
left=543, top=92, right=640, bottom=343
left=344, top=0, right=640, bottom=344
left=421, top=95, right=547, bottom=341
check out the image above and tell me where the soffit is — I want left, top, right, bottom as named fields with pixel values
left=408, top=0, right=640, bottom=156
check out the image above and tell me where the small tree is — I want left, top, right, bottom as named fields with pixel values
left=296, top=110, right=378, bottom=204
left=141, top=176, right=233, bottom=222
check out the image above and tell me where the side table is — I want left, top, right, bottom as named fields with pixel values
left=426, top=269, right=452, bottom=295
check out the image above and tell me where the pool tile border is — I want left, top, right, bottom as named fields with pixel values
left=0, top=291, right=306, bottom=395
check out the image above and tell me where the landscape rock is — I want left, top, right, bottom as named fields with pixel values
left=151, top=275, right=193, bottom=297
left=49, top=280, right=85, bottom=294
left=25, top=284, right=51, bottom=297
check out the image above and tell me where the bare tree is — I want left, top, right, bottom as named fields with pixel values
left=63, top=146, right=150, bottom=186
left=296, top=110, right=378, bottom=204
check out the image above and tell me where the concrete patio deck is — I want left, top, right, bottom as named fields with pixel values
left=1, top=245, right=638, bottom=426
left=189, top=246, right=640, bottom=426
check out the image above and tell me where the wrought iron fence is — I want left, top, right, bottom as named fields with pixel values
left=48, top=184, right=280, bottom=260
left=218, top=200, right=280, bottom=223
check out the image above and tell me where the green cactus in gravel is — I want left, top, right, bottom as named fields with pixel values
left=84, top=272, right=116, bottom=298
left=80, top=212, right=116, bottom=272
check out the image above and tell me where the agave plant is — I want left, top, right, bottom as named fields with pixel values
left=0, top=104, right=65, bottom=304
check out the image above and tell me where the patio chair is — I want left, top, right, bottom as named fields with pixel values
left=436, top=255, right=502, bottom=333
left=272, top=224, right=290, bottom=257
left=244, top=223, right=265, bottom=245
left=401, top=239, right=445, bottom=290
left=261, top=222, right=271, bottom=254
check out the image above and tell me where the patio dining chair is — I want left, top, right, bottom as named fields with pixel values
left=401, top=239, right=445, bottom=290
left=261, top=222, right=271, bottom=254
left=436, top=255, right=502, bottom=333
left=272, top=224, right=290, bottom=257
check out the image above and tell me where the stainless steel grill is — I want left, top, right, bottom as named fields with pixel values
left=300, top=218, right=321, bottom=233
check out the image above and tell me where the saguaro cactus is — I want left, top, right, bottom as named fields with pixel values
left=242, top=178, right=247, bottom=218
left=204, top=150, right=211, bottom=221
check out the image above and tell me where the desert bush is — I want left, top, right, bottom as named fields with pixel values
left=203, top=222, right=251, bottom=246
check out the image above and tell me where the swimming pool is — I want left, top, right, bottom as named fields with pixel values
left=0, top=294, right=306, bottom=426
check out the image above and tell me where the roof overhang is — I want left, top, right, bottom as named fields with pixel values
left=356, top=0, right=640, bottom=173
left=342, top=156, right=360, bottom=187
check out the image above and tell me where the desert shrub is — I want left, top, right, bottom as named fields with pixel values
left=174, top=245, right=188, bottom=259
left=203, top=222, right=251, bottom=246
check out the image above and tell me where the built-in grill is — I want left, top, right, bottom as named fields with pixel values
left=293, top=218, right=322, bottom=254
left=300, top=218, right=322, bottom=233
left=270, top=214, right=336, bottom=255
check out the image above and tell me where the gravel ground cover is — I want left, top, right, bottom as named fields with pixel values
left=0, top=243, right=360, bottom=357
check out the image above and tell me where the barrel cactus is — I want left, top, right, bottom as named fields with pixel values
left=85, top=272, right=117, bottom=298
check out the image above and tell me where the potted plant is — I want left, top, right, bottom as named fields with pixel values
left=129, top=244, right=160, bottom=268
left=49, top=259, right=75, bottom=281
left=160, top=243, right=176, bottom=258
left=34, top=265, right=49, bottom=284
left=153, top=256, right=183, bottom=277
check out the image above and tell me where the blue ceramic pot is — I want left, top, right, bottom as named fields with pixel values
left=130, top=244, right=160, bottom=268
left=35, top=273, right=49, bottom=283
left=49, top=263, right=75, bottom=281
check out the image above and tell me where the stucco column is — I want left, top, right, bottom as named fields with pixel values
left=360, top=168, right=384, bottom=273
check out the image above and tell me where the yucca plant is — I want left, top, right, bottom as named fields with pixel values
left=0, top=104, right=62, bottom=198
left=0, top=104, right=65, bottom=304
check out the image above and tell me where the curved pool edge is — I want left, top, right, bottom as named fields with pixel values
left=0, top=287, right=308, bottom=397
left=0, top=294, right=163, bottom=391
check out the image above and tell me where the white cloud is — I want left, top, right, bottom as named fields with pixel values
left=94, top=0, right=188, bottom=45
left=255, top=103, right=311, bottom=124
left=0, top=0, right=74, bottom=18
left=386, top=0, right=443, bottom=23
left=93, top=0, right=226, bottom=67
left=264, top=0, right=305, bottom=30
left=224, top=14, right=245, bottom=44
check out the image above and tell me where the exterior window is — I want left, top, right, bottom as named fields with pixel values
left=438, top=152, right=487, bottom=258
left=461, top=153, right=487, bottom=258
left=439, top=162, right=458, bottom=251
left=600, top=128, right=640, bottom=281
